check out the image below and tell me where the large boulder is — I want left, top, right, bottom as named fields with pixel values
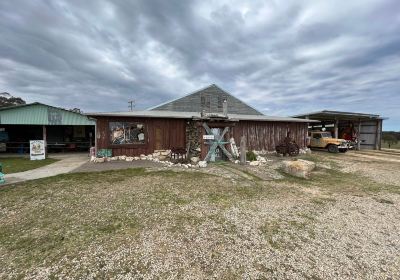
left=281, top=159, right=316, bottom=179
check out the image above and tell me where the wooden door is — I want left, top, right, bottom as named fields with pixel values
left=155, top=127, right=163, bottom=150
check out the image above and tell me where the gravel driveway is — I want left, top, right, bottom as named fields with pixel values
left=0, top=151, right=399, bottom=279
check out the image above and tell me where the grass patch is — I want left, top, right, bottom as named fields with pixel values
left=0, top=157, right=58, bottom=173
left=278, top=164, right=399, bottom=195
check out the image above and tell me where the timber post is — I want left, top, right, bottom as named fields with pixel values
left=240, top=136, right=246, bottom=165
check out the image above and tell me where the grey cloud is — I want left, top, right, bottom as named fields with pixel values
left=0, top=0, right=399, bottom=130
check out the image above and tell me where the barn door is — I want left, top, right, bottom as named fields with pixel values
left=155, top=127, right=163, bottom=150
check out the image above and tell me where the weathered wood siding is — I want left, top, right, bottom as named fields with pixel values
left=95, top=117, right=186, bottom=156
left=232, top=121, right=308, bottom=151
left=151, top=85, right=263, bottom=115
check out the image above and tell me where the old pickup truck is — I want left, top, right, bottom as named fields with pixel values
left=308, top=131, right=352, bottom=153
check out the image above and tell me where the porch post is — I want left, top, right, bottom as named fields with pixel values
left=357, top=120, right=361, bottom=151
left=43, top=125, right=47, bottom=158
left=334, top=119, right=339, bottom=139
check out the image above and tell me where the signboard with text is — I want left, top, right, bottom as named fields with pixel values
left=30, top=140, right=46, bottom=160
left=203, top=135, right=215, bottom=140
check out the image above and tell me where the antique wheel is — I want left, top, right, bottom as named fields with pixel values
left=289, top=143, right=299, bottom=156
left=327, top=144, right=339, bottom=153
left=275, top=145, right=284, bottom=155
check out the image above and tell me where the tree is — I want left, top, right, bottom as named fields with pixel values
left=382, top=133, right=398, bottom=148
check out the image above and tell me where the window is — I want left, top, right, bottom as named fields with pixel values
left=109, top=122, right=145, bottom=145
left=321, top=132, right=332, bottom=138
left=313, top=133, right=322, bottom=139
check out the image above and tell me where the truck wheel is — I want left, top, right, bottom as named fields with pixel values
left=327, top=145, right=339, bottom=153
left=339, top=149, right=347, bottom=153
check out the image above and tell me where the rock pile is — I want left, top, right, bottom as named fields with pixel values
left=90, top=149, right=208, bottom=169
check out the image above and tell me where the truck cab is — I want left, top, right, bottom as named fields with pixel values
left=309, top=131, right=352, bottom=153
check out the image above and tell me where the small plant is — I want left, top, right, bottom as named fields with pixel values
left=246, top=151, right=257, bottom=161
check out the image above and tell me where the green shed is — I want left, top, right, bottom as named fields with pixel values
left=0, top=103, right=95, bottom=153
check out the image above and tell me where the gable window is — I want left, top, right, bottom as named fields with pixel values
left=201, top=95, right=211, bottom=112
left=109, top=122, right=145, bottom=145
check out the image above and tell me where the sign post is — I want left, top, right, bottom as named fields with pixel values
left=30, top=140, right=46, bottom=160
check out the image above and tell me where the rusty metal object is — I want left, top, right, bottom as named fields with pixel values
left=275, top=136, right=300, bottom=156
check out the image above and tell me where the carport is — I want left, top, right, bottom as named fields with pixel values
left=293, top=110, right=385, bottom=150
left=0, top=103, right=95, bottom=154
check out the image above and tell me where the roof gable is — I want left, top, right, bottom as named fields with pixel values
left=149, top=84, right=263, bottom=115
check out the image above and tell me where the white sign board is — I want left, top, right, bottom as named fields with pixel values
left=30, top=140, right=46, bottom=160
left=203, top=135, right=215, bottom=140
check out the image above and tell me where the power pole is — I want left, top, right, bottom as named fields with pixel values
left=128, top=100, right=135, bottom=111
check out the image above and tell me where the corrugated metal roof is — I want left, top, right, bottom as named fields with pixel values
left=0, top=103, right=96, bottom=125
left=87, top=110, right=317, bottom=123
left=292, top=110, right=386, bottom=120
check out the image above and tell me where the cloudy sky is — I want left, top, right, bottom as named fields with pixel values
left=0, top=0, right=399, bottom=130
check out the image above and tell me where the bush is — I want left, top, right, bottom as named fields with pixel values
left=246, top=151, right=257, bottom=161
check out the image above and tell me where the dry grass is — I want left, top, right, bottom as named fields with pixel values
left=0, top=154, right=399, bottom=279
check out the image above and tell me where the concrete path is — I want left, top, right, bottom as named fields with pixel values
left=4, top=154, right=89, bottom=185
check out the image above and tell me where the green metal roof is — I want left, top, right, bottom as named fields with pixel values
left=0, top=103, right=95, bottom=125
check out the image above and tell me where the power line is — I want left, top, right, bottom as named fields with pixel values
left=128, top=100, right=135, bottom=111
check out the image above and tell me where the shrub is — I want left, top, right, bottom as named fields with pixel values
left=246, top=151, right=257, bottom=161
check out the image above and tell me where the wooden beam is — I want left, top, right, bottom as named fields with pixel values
left=334, top=119, right=339, bottom=138
left=357, top=120, right=361, bottom=151
left=43, top=125, right=47, bottom=158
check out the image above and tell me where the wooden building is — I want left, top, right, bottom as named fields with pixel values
left=88, top=85, right=315, bottom=159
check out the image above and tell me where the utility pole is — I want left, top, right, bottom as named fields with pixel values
left=128, top=100, right=135, bottom=111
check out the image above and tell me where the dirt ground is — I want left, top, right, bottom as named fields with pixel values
left=0, top=151, right=399, bottom=279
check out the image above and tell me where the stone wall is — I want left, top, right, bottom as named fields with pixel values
left=186, top=121, right=201, bottom=158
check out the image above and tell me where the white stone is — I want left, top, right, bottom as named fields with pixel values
left=281, top=159, right=316, bottom=179
left=126, top=157, right=134, bottom=162
left=110, top=156, right=119, bottom=161
left=153, top=151, right=161, bottom=157
left=190, top=157, right=200, bottom=164
left=140, top=154, right=147, bottom=160
left=134, top=156, right=140, bottom=160
left=119, top=155, right=126, bottom=160
left=198, top=161, right=207, bottom=168
left=234, top=160, right=240, bottom=164
left=249, top=161, right=260, bottom=166
left=95, top=157, right=105, bottom=163
left=182, top=164, right=189, bottom=169
left=147, top=154, right=153, bottom=159
left=161, top=150, right=171, bottom=156
left=158, top=155, right=167, bottom=161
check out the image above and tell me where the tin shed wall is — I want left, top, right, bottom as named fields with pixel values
left=95, top=116, right=187, bottom=156
left=0, top=104, right=95, bottom=125
left=232, top=121, right=308, bottom=151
